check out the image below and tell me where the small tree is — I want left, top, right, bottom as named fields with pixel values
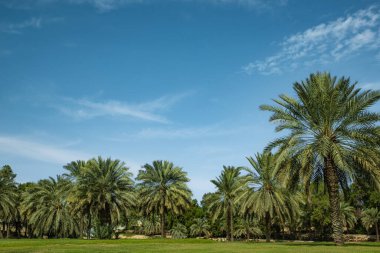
left=362, top=208, right=380, bottom=242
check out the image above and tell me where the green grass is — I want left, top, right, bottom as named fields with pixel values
left=0, top=239, right=380, bottom=253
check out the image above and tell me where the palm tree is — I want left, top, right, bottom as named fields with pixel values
left=361, top=208, right=380, bottom=242
left=63, top=160, right=89, bottom=238
left=260, top=72, right=380, bottom=244
left=170, top=223, right=188, bottom=238
left=68, top=157, right=135, bottom=239
left=240, top=153, right=302, bottom=242
left=0, top=165, right=17, bottom=238
left=340, top=202, right=357, bottom=233
left=190, top=218, right=211, bottom=238
left=204, top=166, right=247, bottom=241
left=136, top=160, right=192, bottom=238
left=233, top=216, right=262, bottom=241
left=22, top=176, right=79, bottom=238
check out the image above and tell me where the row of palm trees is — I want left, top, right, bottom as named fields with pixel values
left=0, top=72, right=379, bottom=245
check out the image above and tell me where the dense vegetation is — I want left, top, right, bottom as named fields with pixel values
left=1, top=72, right=379, bottom=246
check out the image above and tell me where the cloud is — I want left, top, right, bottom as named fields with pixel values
left=68, top=0, right=144, bottom=12
left=203, top=0, right=286, bottom=9
left=135, top=126, right=242, bottom=139
left=360, top=81, right=380, bottom=90
left=243, top=6, right=380, bottom=75
left=0, top=17, right=42, bottom=34
left=57, top=92, right=191, bottom=123
left=0, top=0, right=286, bottom=12
left=0, top=16, right=64, bottom=34
left=0, top=135, right=91, bottom=164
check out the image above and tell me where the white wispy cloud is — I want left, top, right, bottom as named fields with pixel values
left=68, top=0, right=144, bottom=12
left=57, top=92, right=191, bottom=123
left=135, top=125, right=242, bottom=139
left=360, top=81, right=380, bottom=90
left=0, top=17, right=42, bottom=34
left=203, top=0, right=286, bottom=9
left=243, top=6, right=380, bottom=75
left=0, top=0, right=285, bottom=12
left=0, top=16, right=64, bottom=34
left=0, top=135, right=90, bottom=164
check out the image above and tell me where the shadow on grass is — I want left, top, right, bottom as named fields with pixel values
left=280, top=242, right=380, bottom=248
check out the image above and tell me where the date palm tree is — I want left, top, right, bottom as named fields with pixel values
left=240, top=153, right=302, bottom=242
left=233, top=216, right=262, bottom=240
left=0, top=165, right=17, bottom=238
left=204, top=166, right=247, bottom=241
left=260, top=72, right=380, bottom=244
left=362, top=208, right=380, bottom=242
left=22, top=176, right=79, bottom=238
left=190, top=218, right=211, bottom=238
left=340, top=202, right=357, bottom=233
left=136, top=160, right=192, bottom=238
left=170, top=223, right=188, bottom=238
left=70, top=157, right=135, bottom=239
left=63, top=160, right=89, bottom=238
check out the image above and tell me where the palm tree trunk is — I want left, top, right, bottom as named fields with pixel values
left=6, top=222, right=10, bottom=238
left=226, top=206, right=231, bottom=241
left=87, top=213, right=91, bottom=239
left=160, top=213, right=165, bottom=238
left=324, top=156, right=344, bottom=245
left=265, top=213, right=271, bottom=242
left=230, top=206, right=234, bottom=241
left=160, top=198, right=166, bottom=238
left=376, top=222, right=379, bottom=242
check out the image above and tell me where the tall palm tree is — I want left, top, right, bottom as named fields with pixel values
left=68, top=157, right=135, bottom=239
left=22, top=176, right=79, bottom=238
left=0, top=165, right=17, bottom=238
left=63, top=160, right=92, bottom=238
left=190, top=218, right=211, bottom=238
left=204, top=166, right=247, bottom=241
left=260, top=72, right=380, bottom=244
left=240, top=153, right=302, bottom=242
left=361, top=208, right=380, bottom=242
left=136, top=160, right=192, bottom=238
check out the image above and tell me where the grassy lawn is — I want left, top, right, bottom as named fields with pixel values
left=0, top=239, right=380, bottom=253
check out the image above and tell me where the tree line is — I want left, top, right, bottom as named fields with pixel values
left=1, top=72, right=380, bottom=245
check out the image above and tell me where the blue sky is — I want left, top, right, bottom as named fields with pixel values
left=0, top=0, right=379, bottom=200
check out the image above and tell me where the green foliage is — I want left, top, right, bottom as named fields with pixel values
left=260, top=72, right=380, bottom=244
left=0, top=165, right=17, bottom=224
left=361, top=208, right=380, bottom=241
left=240, top=152, right=302, bottom=241
left=233, top=217, right=263, bottom=240
left=136, top=160, right=192, bottom=237
left=189, top=218, right=210, bottom=238
left=21, top=176, right=79, bottom=238
left=203, top=166, right=247, bottom=241
left=170, top=223, right=188, bottom=239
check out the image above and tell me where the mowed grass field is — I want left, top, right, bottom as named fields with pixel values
left=0, top=239, right=380, bottom=253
